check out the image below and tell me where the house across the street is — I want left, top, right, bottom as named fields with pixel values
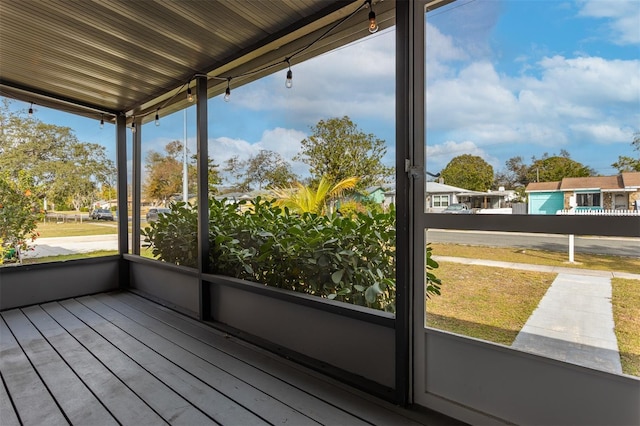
left=525, top=171, right=640, bottom=215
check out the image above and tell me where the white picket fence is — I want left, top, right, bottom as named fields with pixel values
left=556, top=209, right=640, bottom=216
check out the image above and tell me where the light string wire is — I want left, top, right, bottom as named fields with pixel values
left=129, top=0, right=371, bottom=126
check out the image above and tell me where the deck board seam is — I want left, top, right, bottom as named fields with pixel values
left=0, top=313, right=70, bottom=425
left=57, top=299, right=218, bottom=425
left=42, top=302, right=174, bottom=425
left=0, top=368, right=22, bottom=426
left=19, top=307, right=120, bottom=425
left=30, top=303, right=168, bottom=425
left=80, top=294, right=319, bottom=426
left=73, top=296, right=268, bottom=425
left=111, top=292, right=417, bottom=426
left=90, top=294, right=333, bottom=424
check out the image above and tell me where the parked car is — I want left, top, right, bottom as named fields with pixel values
left=90, top=208, right=114, bottom=221
left=442, top=203, right=472, bottom=214
left=146, top=207, right=171, bottom=222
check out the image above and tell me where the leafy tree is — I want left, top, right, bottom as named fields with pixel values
left=440, top=154, right=494, bottom=191
left=526, top=151, right=595, bottom=182
left=494, top=155, right=528, bottom=188
left=611, top=132, right=640, bottom=172
left=0, top=99, right=114, bottom=211
left=144, top=142, right=185, bottom=205
left=144, top=140, right=220, bottom=204
left=244, top=150, right=297, bottom=190
left=220, top=150, right=297, bottom=193
left=100, top=183, right=117, bottom=202
left=221, top=155, right=250, bottom=193
left=272, top=176, right=358, bottom=214
left=0, top=171, right=40, bottom=263
left=294, top=116, right=392, bottom=189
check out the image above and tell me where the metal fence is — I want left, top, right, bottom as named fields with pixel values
left=556, top=209, right=640, bottom=216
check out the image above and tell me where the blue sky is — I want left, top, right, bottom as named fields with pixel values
left=5, top=0, right=639, bottom=182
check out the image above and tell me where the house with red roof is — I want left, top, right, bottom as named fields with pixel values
left=525, top=172, right=640, bottom=214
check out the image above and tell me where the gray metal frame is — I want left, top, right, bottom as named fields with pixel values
left=132, top=117, right=142, bottom=255
left=196, top=75, right=211, bottom=321
left=413, top=1, right=640, bottom=423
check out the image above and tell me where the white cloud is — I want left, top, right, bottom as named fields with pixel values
left=209, top=127, right=309, bottom=177
left=425, top=22, right=468, bottom=80
left=427, top=61, right=519, bottom=129
left=534, top=55, right=640, bottom=105
left=426, top=140, right=499, bottom=172
left=569, top=123, right=636, bottom=144
left=232, top=29, right=396, bottom=124
left=425, top=54, right=639, bottom=150
left=578, top=0, right=640, bottom=44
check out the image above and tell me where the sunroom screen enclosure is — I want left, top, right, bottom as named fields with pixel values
left=1, top=1, right=639, bottom=425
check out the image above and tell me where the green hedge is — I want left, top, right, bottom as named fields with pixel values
left=142, top=197, right=440, bottom=313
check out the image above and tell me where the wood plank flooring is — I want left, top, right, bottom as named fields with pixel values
left=0, top=291, right=453, bottom=425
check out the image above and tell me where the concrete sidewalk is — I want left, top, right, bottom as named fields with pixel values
left=512, top=273, right=622, bottom=374
left=434, top=255, right=640, bottom=280
left=435, top=255, right=638, bottom=374
left=22, top=235, right=119, bottom=259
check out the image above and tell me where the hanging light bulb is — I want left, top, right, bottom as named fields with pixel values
left=100, top=114, right=104, bottom=129
left=285, top=59, right=293, bottom=89
left=285, top=69, right=293, bottom=88
left=367, top=0, right=379, bottom=33
left=224, top=78, right=231, bottom=102
left=187, top=82, right=194, bottom=102
left=28, top=102, right=33, bottom=116
left=131, top=121, right=136, bottom=133
left=155, top=109, right=160, bottom=126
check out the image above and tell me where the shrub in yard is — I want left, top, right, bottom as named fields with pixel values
left=0, top=172, right=40, bottom=264
left=143, top=197, right=441, bottom=312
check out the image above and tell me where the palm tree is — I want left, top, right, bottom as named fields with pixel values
left=272, top=176, right=358, bottom=214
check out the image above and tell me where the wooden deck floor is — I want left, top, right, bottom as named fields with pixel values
left=1, top=291, right=456, bottom=425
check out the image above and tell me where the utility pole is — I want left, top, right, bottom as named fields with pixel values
left=183, top=109, right=188, bottom=202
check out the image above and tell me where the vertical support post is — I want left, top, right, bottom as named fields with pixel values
left=116, top=114, right=129, bottom=255
left=568, top=234, right=575, bottom=263
left=115, top=114, right=129, bottom=287
left=132, top=117, right=142, bottom=256
left=183, top=109, right=189, bottom=202
left=395, top=0, right=416, bottom=406
left=195, top=75, right=210, bottom=321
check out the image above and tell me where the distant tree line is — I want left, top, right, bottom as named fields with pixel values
left=0, top=99, right=115, bottom=211
left=144, top=116, right=393, bottom=205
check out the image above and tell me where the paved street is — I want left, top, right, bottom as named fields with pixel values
left=427, top=229, right=639, bottom=257
left=20, top=230, right=640, bottom=259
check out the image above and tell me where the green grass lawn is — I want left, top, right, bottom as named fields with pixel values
left=36, top=221, right=118, bottom=238
left=427, top=261, right=639, bottom=377
left=21, top=247, right=155, bottom=264
left=430, top=243, right=640, bottom=275
left=612, top=278, right=640, bottom=376
left=21, top=250, right=119, bottom=263
left=426, top=262, right=556, bottom=345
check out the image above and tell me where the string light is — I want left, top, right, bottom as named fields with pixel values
left=131, top=120, right=136, bottom=133
left=285, top=58, right=293, bottom=89
left=224, top=78, right=231, bottom=102
left=100, top=114, right=104, bottom=129
left=28, top=102, right=33, bottom=116
left=367, top=0, right=378, bottom=33
left=129, top=0, right=371, bottom=116
left=187, top=83, right=194, bottom=102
